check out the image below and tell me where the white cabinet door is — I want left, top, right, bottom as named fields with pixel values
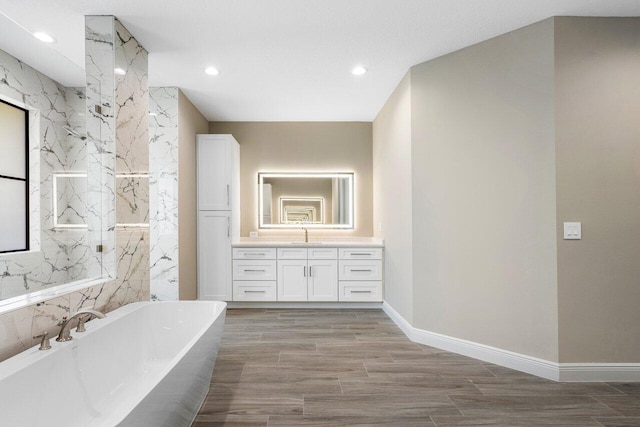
left=308, top=260, right=338, bottom=301
left=198, top=211, right=231, bottom=300
left=277, top=260, right=308, bottom=301
left=197, top=136, right=231, bottom=210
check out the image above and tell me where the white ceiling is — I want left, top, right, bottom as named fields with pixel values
left=1, top=0, right=640, bottom=121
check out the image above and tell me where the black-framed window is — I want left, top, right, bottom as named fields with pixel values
left=0, top=99, right=29, bottom=253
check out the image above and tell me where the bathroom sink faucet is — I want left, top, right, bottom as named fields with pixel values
left=56, top=308, right=106, bottom=342
left=303, top=227, right=308, bottom=243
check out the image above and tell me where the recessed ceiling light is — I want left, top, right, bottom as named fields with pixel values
left=114, top=68, right=126, bottom=76
left=352, top=66, right=367, bottom=76
left=33, top=32, right=55, bottom=43
left=205, top=67, right=220, bottom=76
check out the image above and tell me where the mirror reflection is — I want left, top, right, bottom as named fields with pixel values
left=0, top=18, right=105, bottom=303
left=259, top=172, right=354, bottom=229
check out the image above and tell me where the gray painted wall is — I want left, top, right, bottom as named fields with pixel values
left=410, top=18, right=559, bottom=361
left=375, top=16, right=640, bottom=364
left=555, top=17, right=640, bottom=363
left=373, top=71, right=414, bottom=323
left=178, top=91, right=209, bottom=300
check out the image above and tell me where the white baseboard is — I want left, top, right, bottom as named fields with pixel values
left=559, top=364, right=640, bottom=382
left=382, top=301, right=640, bottom=383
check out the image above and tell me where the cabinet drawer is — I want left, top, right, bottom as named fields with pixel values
left=308, top=247, right=338, bottom=260
left=233, top=260, right=276, bottom=281
left=339, top=281, right=382, bottom=302
left=233, top=281, right=276, bottom=301
left=339, top=248, right=382, bottom=260
left=339, top=260, right=382, bottom=281
left=277, top=247, right=308, bottom=260
left=233, top=248, right=276, bottom=260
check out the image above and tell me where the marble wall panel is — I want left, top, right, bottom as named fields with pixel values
left=149, top=87, right=179, bottom=301
left=0, top=49, right=89, bottom=299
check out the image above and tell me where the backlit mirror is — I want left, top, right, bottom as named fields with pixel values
left=258, top=172, right=354, bottom=229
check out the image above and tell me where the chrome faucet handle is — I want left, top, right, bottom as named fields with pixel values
left=33, top=332, right=51, bottom=350
left=76, top=315, right=89, bottom=332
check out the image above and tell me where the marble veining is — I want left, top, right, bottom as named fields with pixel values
left=115, top=19, right=149, bottom=175
left=0, top=16, right=151, bottom=363
left=0, top=50, right=92, bottom=301
left=149, top=87, right=179, bottom=301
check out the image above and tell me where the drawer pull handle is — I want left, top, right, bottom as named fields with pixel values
left=351, top=269, right=373, bottom=272
left=350, top=253, right=372, bottom=256
left=350, top=290, right=372, bottom=293
left=244, top=253, right=266, bottom=256
left=244, top=269, right=267, bottom=272
left=244, top=290, right=266, bottom=293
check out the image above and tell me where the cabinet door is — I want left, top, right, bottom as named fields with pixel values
left=277, top=260, right=308, bottom=301
left=308, top=260, right=338, bottom=302
left=198, top=211, right=231, bottom=300
left=197, top=136, right=231, bottom=210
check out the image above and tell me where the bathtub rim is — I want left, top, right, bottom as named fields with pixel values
left=0, top=300, right=226, bottom=394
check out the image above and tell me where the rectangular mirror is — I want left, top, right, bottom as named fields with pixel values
left=259, top=172, right=354, bottom=229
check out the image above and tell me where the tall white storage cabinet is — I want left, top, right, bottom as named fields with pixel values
left=197, top=135, right=240, bottom=301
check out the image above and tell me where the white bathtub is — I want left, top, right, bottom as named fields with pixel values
left=0, top=301, right=226, bottom=427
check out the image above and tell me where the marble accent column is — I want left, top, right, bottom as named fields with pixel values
left=149, top=87, right=179, bottom=300
left=114, top=18, right=150, bottom=302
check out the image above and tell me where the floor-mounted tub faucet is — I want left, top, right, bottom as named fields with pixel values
left=56, top=308, right=106, bottom=342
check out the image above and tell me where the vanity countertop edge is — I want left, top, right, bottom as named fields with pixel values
left=232, top=238, right=384, bottom=248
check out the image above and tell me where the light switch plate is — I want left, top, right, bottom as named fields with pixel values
left=563, top=222, right=582, bottom=240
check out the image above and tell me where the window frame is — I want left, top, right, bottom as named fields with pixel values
left=0, top=98, right=30, bottom=254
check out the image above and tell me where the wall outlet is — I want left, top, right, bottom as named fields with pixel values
left=563, top=222, right=582, bottom=240
left=249, top=231, right=259, bottom=238
left=378, top=222, right=382, bottom=232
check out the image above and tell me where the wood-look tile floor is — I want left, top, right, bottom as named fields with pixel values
left=194, top=309, right=640, bottom=426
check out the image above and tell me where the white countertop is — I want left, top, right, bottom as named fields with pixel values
left=232, top=237, right=384, bottom=248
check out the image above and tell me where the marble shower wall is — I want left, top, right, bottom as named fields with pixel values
left=149, top=87, right=179, bottom=301
left=0, top=49, right=91, bottom=301
left=0, top=16, right=150, bottom=361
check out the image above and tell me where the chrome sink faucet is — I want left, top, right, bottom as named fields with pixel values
left=56, top=308, right=106, bottom=342
left=303, top=227, right=309, bottom=243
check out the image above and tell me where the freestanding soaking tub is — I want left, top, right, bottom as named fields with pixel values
left=0, top=301, right=226, bottom=427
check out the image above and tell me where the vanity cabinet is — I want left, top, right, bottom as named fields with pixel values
left=232, top=244, right=383, bottom=303
left=276, top=248, right=339, bottom=302
left=338, top=248, right=383, bottom=302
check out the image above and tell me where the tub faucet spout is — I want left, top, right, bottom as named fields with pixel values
left=56, top=308, right=106, bottom=342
